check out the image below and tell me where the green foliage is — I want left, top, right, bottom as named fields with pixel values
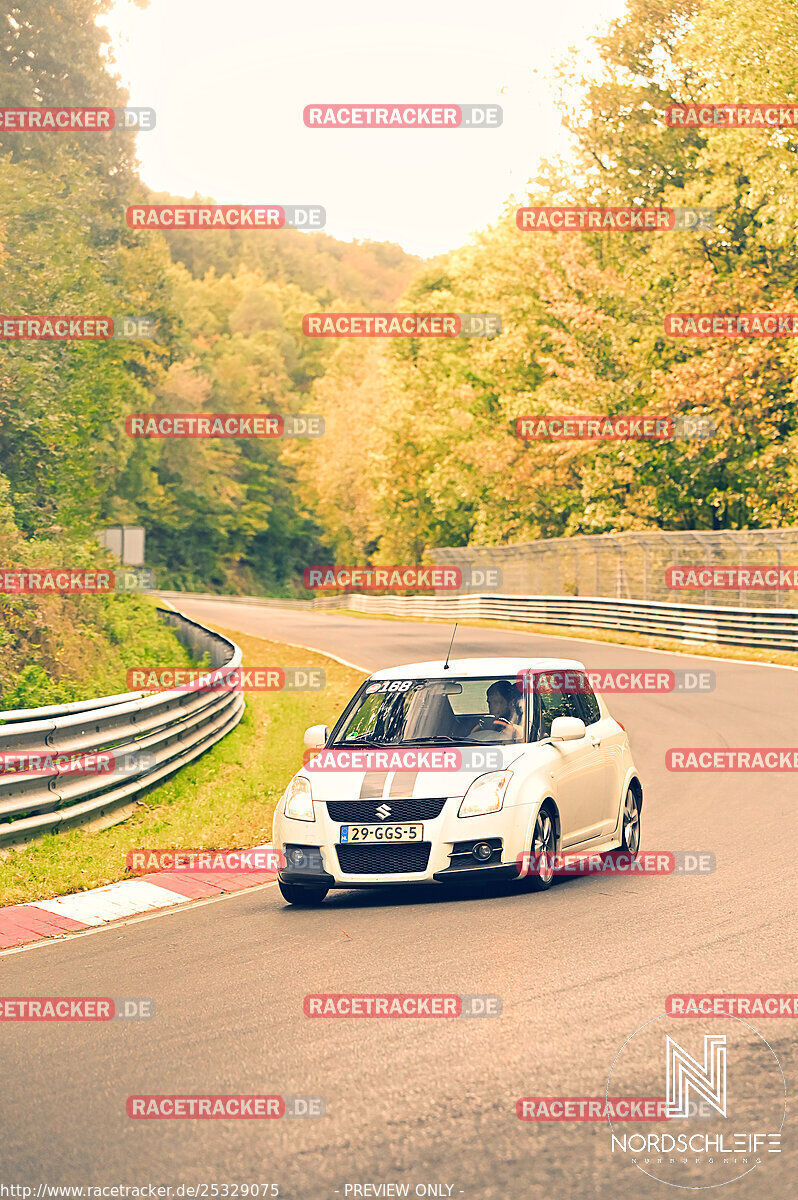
left=0, top=0, right=418, bottom=631
left=3, top=0, right=797, bottom=708
left=0, top=481, right=200, bottom=708
left=301, top=0, right=798, bottom=554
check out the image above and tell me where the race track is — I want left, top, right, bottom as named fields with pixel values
left=2, top=598, right=795, bottom=1199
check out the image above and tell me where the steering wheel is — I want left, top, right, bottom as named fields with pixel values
left=475, top=715, right=511, bottom=730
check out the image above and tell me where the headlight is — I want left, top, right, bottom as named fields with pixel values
left=282, top=775, right=315, bottom=822
left=458, top=770, right=513, bottom=818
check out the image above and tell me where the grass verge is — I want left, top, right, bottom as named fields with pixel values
left=0, top=625, right=366, bottom=906
left=1, top=593, right=203, bottom=710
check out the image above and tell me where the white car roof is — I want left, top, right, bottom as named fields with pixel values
left=368, top=657, right=587, bottom=680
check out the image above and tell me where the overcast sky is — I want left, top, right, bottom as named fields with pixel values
left=105, top=0, right=628, bottom=258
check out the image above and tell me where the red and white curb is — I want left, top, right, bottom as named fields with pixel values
left=0, top=844, right=277, bottom=950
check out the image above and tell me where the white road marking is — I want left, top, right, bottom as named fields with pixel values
left=0, top=843, right=281, bottom=953
left=0, top=881, right=280, bottom=958
left=32, top=880, right=191, bottom=926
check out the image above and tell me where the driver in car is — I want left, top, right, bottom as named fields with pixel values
left=467, top=679, right=522, bottom=740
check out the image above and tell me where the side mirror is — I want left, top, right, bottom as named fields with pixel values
left=303, top=724, right=329, bottom=751
left=550, top=716, right=586, bottom=742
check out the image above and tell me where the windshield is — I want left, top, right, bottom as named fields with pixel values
left=330, top=677, right=527, bottom=746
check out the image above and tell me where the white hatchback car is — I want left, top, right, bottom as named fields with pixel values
left=272, top=657, right=643, bottom=905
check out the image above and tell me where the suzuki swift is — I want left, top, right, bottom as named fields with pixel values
left=272, top=657, right=643, bottom=905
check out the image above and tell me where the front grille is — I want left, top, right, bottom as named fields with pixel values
left=326, top=798, right=446, bottom=822
left=336, top=842, right=432, bottom=875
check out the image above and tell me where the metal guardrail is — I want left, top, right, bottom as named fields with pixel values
left=311, top=593, right=798, bottom=651
left=158, top=588, right=797, bottom=651
left=157, top=591, right=312, bottom=611
left=0, top=609, right=245, bottom=850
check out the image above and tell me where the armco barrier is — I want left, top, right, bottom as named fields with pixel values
left=155, top=589, right=797, bottom=651
left=0, top=609, right=244, bottom=850
left=310, top=593, right=797, bottom=651
left=157, top=591, right=312, bottom=610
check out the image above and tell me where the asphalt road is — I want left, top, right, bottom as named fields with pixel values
left=2, top=598, right=796, bottom=1199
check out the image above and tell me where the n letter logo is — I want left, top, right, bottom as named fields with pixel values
left=666, top=1034, right=727, bottom=1118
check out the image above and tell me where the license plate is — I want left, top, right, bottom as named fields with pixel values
left=339, top=823, right=423, bottom=844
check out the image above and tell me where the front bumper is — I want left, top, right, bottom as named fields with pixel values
left=274, top=800, right=527, bottom=888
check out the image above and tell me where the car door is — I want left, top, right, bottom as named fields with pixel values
left=575, top=677, right=625, bottom=836
left=535, top=675, right=611, bottom=847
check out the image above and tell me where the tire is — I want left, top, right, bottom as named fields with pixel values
left=527, top=805, right=556, bottom=892
left=607, top=786, right=641, bottom=861
left=278, top=880, right=329, bottom=906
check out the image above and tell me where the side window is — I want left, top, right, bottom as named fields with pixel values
left=536, top=673, right=583, bottom=738
left=574, top=674, right=601, bottom=726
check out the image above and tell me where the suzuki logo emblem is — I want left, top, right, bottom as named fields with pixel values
left=376, top=803, right=391, bottom=820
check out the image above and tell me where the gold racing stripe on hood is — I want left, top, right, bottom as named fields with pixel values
left=389, top=770, right=419, bottom=797
left=359, top=771, right=389, bottom=799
